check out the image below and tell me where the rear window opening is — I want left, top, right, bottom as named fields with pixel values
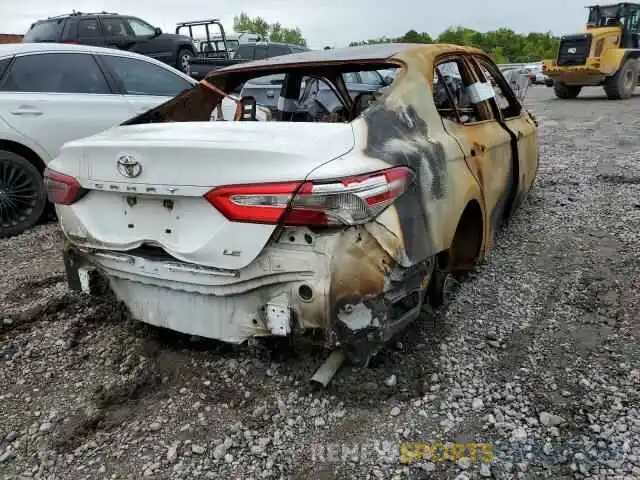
left=125, top=62, right=402, bottom=126
left=23, top=19, right=64, bottom=42
left=207, top=64, right=401, bottom=124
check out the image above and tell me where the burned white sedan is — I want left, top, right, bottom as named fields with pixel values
left=45, top=44, right=538, bottom=366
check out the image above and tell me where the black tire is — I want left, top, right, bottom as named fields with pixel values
left=426, top=266, right=454, bottom=308
left=176, top=47, right=193, bottom=73
left=545, top=79, right=554, bottom=87
left=554, top=82, right=582, bottom=99
left=0, top=150, right=46, bottom=239
left=604, top=58, right=638, bottom=99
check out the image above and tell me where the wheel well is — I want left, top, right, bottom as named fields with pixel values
left=178, top=44, right=194, bottom=55
left=0, top=140, right=46, bottom=173
left=449, top=200, right=484, bottom=272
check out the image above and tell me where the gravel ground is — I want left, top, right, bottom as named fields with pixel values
left=1, top=85, right=639, bottom=480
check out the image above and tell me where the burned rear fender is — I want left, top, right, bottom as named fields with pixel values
left=327, top=227, right=433, bottom=355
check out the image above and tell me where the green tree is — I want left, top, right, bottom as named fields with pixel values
left=349, top=29, right=432, bottom=46
left=349, top=27, right=560, bottom=63
left=233, top=13, right=307, bottom=46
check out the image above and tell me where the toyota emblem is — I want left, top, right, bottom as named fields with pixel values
left=117, top=154, right=142, bottom=178
left=568, top=47, right=577, bottom=54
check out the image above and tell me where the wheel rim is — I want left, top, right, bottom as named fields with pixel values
left=181, top=54, right=191, bottom=72
left=0, top=159, right=38, bottom=229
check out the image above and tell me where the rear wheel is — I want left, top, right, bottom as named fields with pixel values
left=554, top=82, right=582, bottom=99
left=604, top=58, right=638, bottom=99
left=0, top=150, right=46, bottom=238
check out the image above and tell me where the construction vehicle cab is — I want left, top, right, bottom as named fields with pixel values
left=542, top=2, right=640, bottom=99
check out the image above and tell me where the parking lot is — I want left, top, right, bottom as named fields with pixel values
left=1, top=84, right=639, bottom=479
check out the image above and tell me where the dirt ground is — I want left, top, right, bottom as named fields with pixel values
left=1, top=85, right=639, bottom=480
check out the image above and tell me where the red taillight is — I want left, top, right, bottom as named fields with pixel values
left=204, top=166, right=415, bottom=226
left=43, top=168, right=87, bottom=205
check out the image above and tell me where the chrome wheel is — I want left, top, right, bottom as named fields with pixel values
left=0, top=158, right=39, bottom=230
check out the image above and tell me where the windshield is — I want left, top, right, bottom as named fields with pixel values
left=587, top=5, right=621, bottom=26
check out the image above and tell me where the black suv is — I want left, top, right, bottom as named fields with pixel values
left=23, top=12, right=196, bottom=72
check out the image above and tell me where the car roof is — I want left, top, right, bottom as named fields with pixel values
left=0, top=42, right=140, bottom=58
left=213, top=43, right=485, bottom=75
left=0, top=43, right=197, bottom=83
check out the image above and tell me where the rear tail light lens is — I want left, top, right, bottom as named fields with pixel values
left=205, top=166, right=415, bottom=226
left=43, top=168, right=87, bottom=205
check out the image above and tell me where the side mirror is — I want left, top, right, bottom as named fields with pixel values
left=154, top=27, right=162, bottom=37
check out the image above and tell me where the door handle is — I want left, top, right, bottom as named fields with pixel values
left=11, top=106, right=43, bottom=116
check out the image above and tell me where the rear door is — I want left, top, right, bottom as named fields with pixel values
left=0, top=52, right=131, bottom=160
left=468, top=55, right=538, bottom=209
left=97, top=54, right=196, bottom=116
left=432, top=56, right=514, bottom=249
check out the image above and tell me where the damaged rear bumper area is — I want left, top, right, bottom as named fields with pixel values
left=63, top=226, right=433, bottom=359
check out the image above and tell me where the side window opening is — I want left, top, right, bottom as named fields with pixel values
left=101, top=55, right=193, bottom=96
left=77, top=19, right=101, bottom=38
left=102, top=18, right=130, bottom=37
left=433, top=59, right=480, bottom=124
left=0, top=53, right=111, bottom=94
left=470, top=58, right=521, bottom=119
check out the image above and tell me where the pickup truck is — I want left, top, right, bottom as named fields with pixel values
left=187, top=41, right=309, bottom=80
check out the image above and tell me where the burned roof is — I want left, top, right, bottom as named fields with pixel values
left=213, top=43, right=422, bottom=74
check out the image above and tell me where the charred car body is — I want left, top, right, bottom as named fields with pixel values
left=46, top=44, right=538, bottom=365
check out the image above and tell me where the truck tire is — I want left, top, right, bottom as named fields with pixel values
left=176, top=47, right=193, bottom=73
left=604, top=58, right=638, bottom=99
left=554, top=82, right=582, bottom=99
left=0, top=150, right=46, bottom=239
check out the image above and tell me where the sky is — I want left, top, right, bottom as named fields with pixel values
left=2, top=0, right=594, bottom=49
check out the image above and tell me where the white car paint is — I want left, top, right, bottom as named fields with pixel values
left=0, top=43, right=199, bottom=165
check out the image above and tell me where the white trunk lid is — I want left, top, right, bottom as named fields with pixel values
left=53, top=122, right=355, bottom=270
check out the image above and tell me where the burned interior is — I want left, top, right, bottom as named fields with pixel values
left=122, top=60, right=402, bottom=125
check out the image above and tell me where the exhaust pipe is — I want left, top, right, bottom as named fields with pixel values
left=310, top=349, right=346, bottom=387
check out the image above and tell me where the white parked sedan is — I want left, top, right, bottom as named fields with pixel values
left=0, top=43, right=198, bottom=238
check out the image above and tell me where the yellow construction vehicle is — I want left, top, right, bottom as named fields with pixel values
left=542, top=2, right=640, bottom=99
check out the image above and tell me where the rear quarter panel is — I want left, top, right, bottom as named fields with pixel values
left=310, top=57, right=484, bottom=265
